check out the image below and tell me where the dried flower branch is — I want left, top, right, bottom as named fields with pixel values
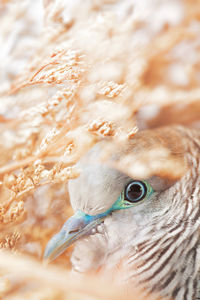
left=0, top=0, right=199, bottom=298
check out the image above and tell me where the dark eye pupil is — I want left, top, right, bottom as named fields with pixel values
left=125, top=181, right=147, bottom=203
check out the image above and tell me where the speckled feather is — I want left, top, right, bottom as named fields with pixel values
left=67, top=126, right=200, bottom=300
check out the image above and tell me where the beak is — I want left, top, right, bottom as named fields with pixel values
left=44, top=210, right=106, bottom=262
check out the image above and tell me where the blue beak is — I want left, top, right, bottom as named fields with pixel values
left=44, top=210, right=106, bottom=262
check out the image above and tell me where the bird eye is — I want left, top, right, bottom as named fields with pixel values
left=124, top=181, right=147, bottom=203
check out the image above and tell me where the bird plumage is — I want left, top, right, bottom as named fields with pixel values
left=45, top=126, right=200, bottom=300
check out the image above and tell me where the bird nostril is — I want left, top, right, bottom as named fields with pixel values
left=63, top=214, right=87, bottom=234
left=68, top=229, right=80, bottom=234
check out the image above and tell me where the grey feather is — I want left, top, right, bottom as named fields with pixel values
left=53, top=126, right=200, bottom=299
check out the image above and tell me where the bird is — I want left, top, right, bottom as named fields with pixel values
left=44, top=125, right=200, bottom=300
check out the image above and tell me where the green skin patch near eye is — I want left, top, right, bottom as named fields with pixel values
left=44, top=180, right=154, bottom=262
left=111, top=180, right=154, bottom=211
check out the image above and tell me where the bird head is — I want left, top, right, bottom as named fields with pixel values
left=44, top=126, right=196, bottom=268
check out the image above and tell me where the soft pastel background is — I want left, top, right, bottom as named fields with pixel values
left=0, top=0, right=199, bottom=299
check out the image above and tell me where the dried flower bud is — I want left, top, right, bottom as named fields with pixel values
left=88, top=120, right=114, bottom=136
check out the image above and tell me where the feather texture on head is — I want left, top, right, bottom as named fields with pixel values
left=45, top=126, right=200, bottom=300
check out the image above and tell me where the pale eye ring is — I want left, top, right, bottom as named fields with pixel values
left=124, top=181, right=147, bottom=203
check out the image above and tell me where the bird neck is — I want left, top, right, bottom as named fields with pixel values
left=122, top=161, right=200, bottom=299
